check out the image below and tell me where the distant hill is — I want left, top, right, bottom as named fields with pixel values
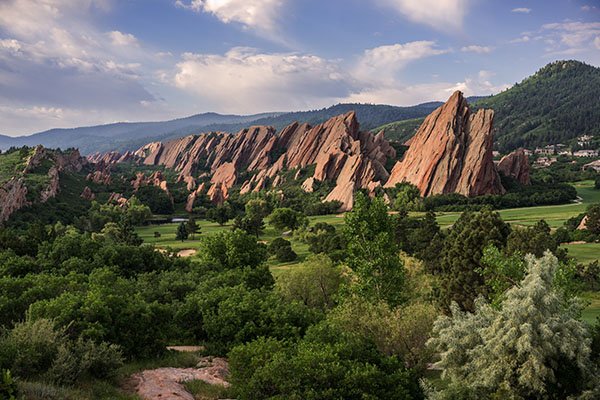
left=1, top=103, right=441, bottom=155
left=0, top=112, right=282, bottom=155
left=476, top=60, right=600, bottom=151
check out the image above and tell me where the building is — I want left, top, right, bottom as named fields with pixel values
left=573, top=149, right=599, bottom=157
left=523, top=149, right=533, bottom=156
left=583, top=160, right=600, bottom=172
left=534, top=157, right=558, bottom=167
left=558, top=150, right=572, bottom=156
left=535, top=145, right=555, bottom=155
left=577, top=135, right=594, bottom=147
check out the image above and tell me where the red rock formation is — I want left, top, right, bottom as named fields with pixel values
left=129, top=112, right=395, bottom=210
left=497, top=148, right=531, bottom=185
left=40, top=166, right=60, bottom=202
left=86, top=170, right=112, bottom=185
left=385, top=91, right=505, bottom=197
left=108, top=192, right=128, bottom=207
left=80, top=186, right=95, bottom=201
left=0, top=178, right=30, bottom=222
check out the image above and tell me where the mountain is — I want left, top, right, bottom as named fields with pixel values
left=476, top=60, right=600, bottom=151
left=0, top=112, right=282, bottom=155
left=1, top=103, right=441, bottom=155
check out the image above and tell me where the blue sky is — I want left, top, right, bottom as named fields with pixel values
left=0, top=0, right=599, bottom=135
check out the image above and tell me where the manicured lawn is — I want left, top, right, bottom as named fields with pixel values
left=562, top=242, right=600, bottom=265
left=581, top=291, right=600, bottom=325
left=136, top=214, right=346, bottom=273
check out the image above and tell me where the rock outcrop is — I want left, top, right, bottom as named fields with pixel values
left=0, top=178, right=30, bottom=222
left=385, top=91, right=505, bottom=197
left=80, top=186, right=95, bottom=201
left=134, top=112, right=395, bottom=211
left=1, top=146, right=88, bottom=223
left=497, top=148, right=531, bottom=185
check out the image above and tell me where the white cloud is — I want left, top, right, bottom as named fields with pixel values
left=461, top=45, right=493, bottom=54
left=172, top=47, right=349, bottom=113
left=595, top=37, right=600, bottom=50
left=354, top=41, right=449, bottom=85
left=541, top=22, right=600, bottom=54
left=510, top=35, right=531, bottom=43
left=344, top=72, right=510, bottom=105
left=378, top=0, right=470, bottom=31
left=512, top=7, right=532, bottom=14
left=175, top=0, right=285, bottom=35
left=108, top=30, right=139, bottom=47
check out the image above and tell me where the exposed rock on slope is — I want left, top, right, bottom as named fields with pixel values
left=385, top=91, right=505, bottom=197
left=135, top=113, right=395, bottom=211
left=497, top=148, right=531, bottom=185
left=0, top=178, right=30, bottom=222
left=0, top=146, right=88, bottom=223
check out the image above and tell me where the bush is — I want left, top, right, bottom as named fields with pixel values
left=228, top=321, right=424, bottom=400
left=0, top=370, right=18, bottom=400
left=268, top=238, right=297, bottom=262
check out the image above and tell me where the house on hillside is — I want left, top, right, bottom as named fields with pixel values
left=583, top=159, right=600, bottom=172
left=577, top=135, right=594, bottom=147
left=534, top=157, right=557, bottom=167
left=573, top=149, right=599, bottom=157
left=535, top=145, right=555, bottom=155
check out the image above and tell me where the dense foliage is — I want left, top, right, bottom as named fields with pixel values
left=477, top=60, right=600, bottom=151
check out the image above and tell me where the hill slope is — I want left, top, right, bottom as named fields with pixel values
left=476, top=60, right=600, bottom=151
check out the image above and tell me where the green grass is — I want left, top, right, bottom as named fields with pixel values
left=581, top=291, right=600, bottom=325
left=562, top=243, right=600, bottom=265
left=184, top=380, right=233, bottom=400
left=136, top=214, right=346, bottom=272
left=0, top=149, right=28, bottom=184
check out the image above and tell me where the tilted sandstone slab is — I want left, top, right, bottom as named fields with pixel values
left=385, top=91, right=505, bottom=197
left=497, top=148, right=531, bottom=185
left=131, top=112, right=395, bottom=210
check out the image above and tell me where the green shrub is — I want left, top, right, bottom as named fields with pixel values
left=0, top=370, right=19, bottom=400
left=268, top=238, right=297, bottom=262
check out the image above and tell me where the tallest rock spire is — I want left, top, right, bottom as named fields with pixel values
left=384, top=91, right=505, bottom=197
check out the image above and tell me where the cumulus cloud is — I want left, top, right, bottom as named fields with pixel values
left=461, top=45, right=493, bottom=53
left=108, top=30, right=139, bottom=47
left=175, top=0, right=285, bottom=36
left=541, top=22, right=600, bottom=54
left=377, top=0, right=470, bottom=31
left=354, top=41, right=449, bottom=84
left=512, top=7, right=532, bottom=14
left=0, top=0, right=169, bottom=135
left=172, top=47, right=349, bottom=113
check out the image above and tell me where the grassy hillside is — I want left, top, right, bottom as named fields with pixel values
left=476, top=60, right=600, bottom=151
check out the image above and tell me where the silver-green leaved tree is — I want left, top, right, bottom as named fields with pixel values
left=427, top=252, right=599, bottom=400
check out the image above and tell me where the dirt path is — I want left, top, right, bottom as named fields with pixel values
left=129, top=357, right=229, bottom=400
left=177, top=249, right=197, bottom=257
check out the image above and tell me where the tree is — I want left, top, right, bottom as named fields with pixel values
left=245, top=198, right=271, bottom=220
left=506, top=219, right=561, bottom=259
left=276, top=255, right=342, bottom=310
left=176, top=222, right=188, bottom=242
left=232, top=214, right=265, bottom=238
left=428, top=253, right=599, bottom=399
left=392, top=183, right=423, bottom=211
left=437, top=209, right=510, bottom=312
left=585, top=203, right=600, bottom=234
left=343, top=193, right=405, bottom=307
left=135, top=185, right=174, bottom=215
left=595, top=175, right=600, bottom=190
left=199, top=230, right=268, bottom=270
left=267, top=238, right=297, bottom=262
left=186, top=217, right=200, bottom=240
left=206, top=203, right=233, bottom=226
left=268, top=208, right=307, bottom=232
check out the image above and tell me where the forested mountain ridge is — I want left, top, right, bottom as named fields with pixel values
left=374, top=60, right=600, bottom=150
left=0, top=103, right=441, bottom=155
left=477, top=60, right=600, bottom=151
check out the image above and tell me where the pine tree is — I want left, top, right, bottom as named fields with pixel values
left=176, top=222, right=188, bottom=242
left=186, top=217, right=200, bottom=240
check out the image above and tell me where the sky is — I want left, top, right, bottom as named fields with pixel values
left=0, top=0, right=599, bottom=136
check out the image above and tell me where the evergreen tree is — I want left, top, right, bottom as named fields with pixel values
left=437, top=209, right=510, bottom=312
left=176, top=222, right=188, bottom=242
left=585, top=204, right=600, bottom=235
left=186, top=217, right=200, bottom=240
